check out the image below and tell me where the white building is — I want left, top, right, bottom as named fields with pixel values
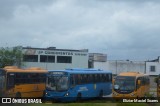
left=22, top=47, right=88, bottom=70
left=146, top=56, right=160, bottom=76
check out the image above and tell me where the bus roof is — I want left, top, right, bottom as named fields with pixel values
left=48, top=68, right=112, bottom=74
left=3, top=66, right=48, bottom=73
left=118, top=72, right=148, bottom=77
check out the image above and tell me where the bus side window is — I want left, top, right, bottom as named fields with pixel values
left=39, top=73, right=46, bottom=83
left=70, top=75, right=73, bottom=85
left=83, top=74, right=87, bottom=84
left=74, top=74, right=78, bottom=85
left=141, top=77, right=143, bottom=86
left=101, top=74, right=104, bottom=82
left=0, top=76, right=2, bottom=88
left=7, top=73, right=15, bottom=89
left=77, top=74, right=81, bottom=84
left=94, top=74, right=97, bottom=83
left=88, top=74, right=93, bottom=83
left=103, top=74, right=105, bottom=82
left=81, top=74, right=84, bottom=84
left=106, top=74, right=109, bottom=82
left=0, top=76, right=5, bottom=89
left=72, top=74, right=77, bottom=86
left=96, top=74, right=98, bottom=82
left=97, top=74, right=100, bottom=83
left=99, top=74, right=102, bottom=82
left=142, top=77, right=145, bottom=86
left=86, top=74, right=89, bottom=83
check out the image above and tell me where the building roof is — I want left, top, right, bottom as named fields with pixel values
left=3, top=66, right=47, bottom=73
left=22, top=47, right=88, bottom=52
left=118, top=72, right=147, bottom=77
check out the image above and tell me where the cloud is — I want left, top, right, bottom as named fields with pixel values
left=0, top=0, right=160, bottom=60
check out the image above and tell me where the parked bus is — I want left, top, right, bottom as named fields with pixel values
left=0, top=66, right=47, bottom=97
left=44, top=68, right=112, bottom=102
left=112, top=72, right=150, bottom=98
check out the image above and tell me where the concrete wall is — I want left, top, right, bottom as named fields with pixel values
left=94, top=60, right=145, bottom=75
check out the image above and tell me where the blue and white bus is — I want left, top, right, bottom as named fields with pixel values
left=44, top=68, right=112, bottom=102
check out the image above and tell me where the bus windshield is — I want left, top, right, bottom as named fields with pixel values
left=114, top=76, right=135, bottom=93
left=46, top=76, right=69, bottom=91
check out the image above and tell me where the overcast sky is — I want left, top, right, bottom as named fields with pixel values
left=0, top=0, right=160, bottom=61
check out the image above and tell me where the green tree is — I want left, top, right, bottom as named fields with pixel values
left=0, top=46, right=23, bottom=68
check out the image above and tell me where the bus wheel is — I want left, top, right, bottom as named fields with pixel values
left=76, top=93, right=81, bottom=102
left=99, top=90, right=103, bottom=98
left=16, top=92, right=21, bottom=98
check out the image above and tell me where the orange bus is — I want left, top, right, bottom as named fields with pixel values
left=112, top=72, right=150, bottom=98
left=0, top=66, right=47, bottom=97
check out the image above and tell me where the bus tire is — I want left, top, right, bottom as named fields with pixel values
left=76, top=93, right=81, bottom=102
left=16, top=92, right=21, bottom=98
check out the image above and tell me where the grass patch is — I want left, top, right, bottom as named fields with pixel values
left=15, top=103, right=116, bottom=106
left=117, top=103, right=148, bottom=106
left=155, top=103, right=160, bottom=106
left=2, top=103, right=160, bottom=106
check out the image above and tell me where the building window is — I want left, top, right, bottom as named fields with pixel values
left=150, top=66, right=156, bottom=72
left=57, top=56, right=72, bottom=63
left=40, top=55, right=55, bottom=63
left=23, top=55, right=38, bottom=62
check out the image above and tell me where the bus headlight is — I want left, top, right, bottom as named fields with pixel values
left=65, top=92, right=69, bottom=96
left=45, top=92, right=50, bottom=96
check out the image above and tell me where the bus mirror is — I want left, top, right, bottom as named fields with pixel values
left=138, top=80, right=141, bottom=85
